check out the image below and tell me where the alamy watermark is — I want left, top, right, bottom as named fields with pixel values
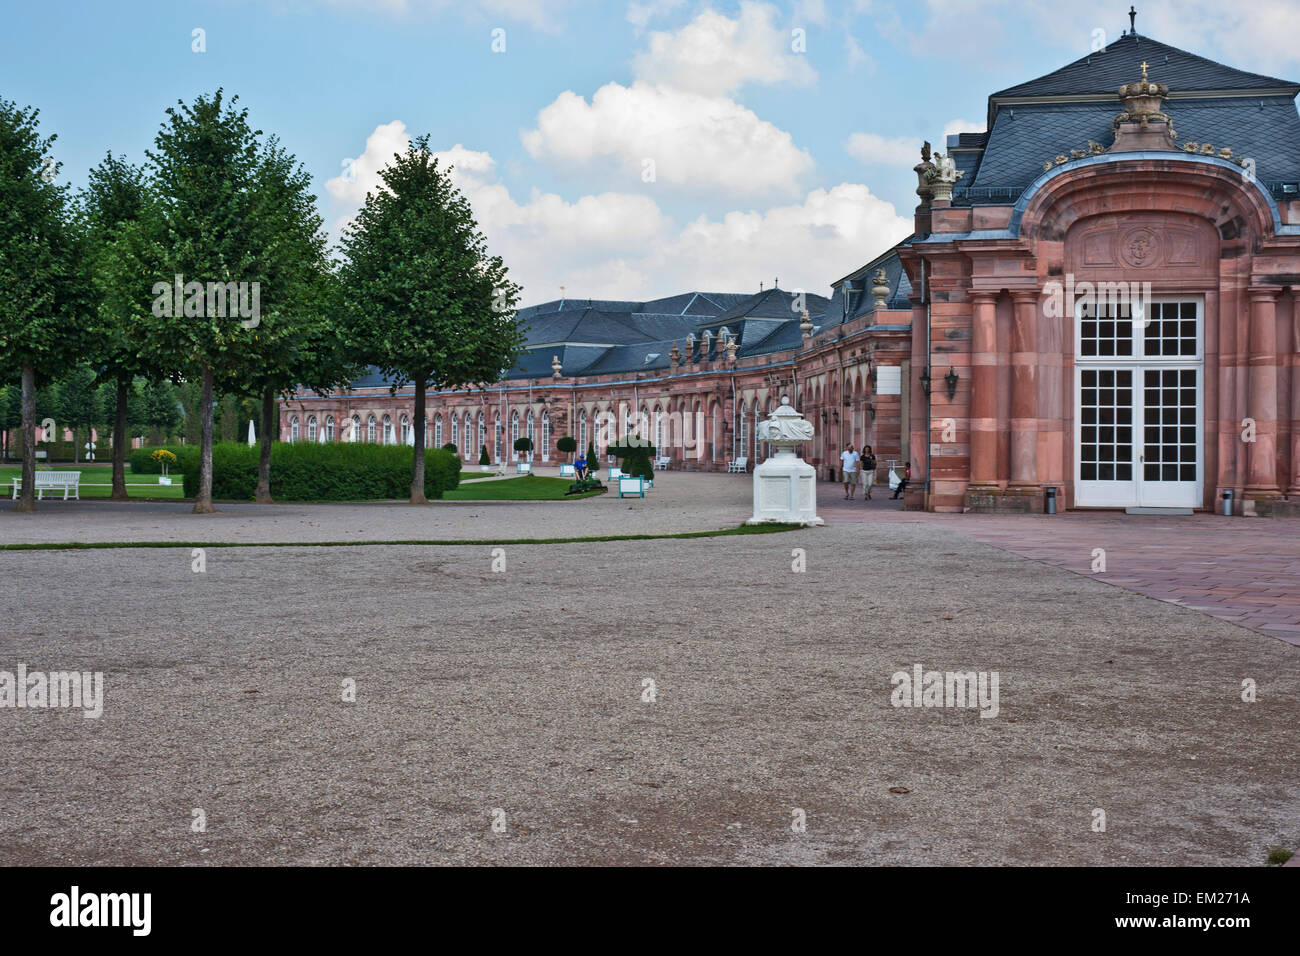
left=1, top=664, right=103, bottom=718
left=151, top=274, right=260, bottom=328
left=1042, top=274, right=1153, bottom=325
left=890, top=663, right=999, bottom=718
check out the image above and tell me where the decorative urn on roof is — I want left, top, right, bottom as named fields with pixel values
left=1110, top=62, right=1178, bottom=151
left=871, top=268, right=890, bottom=309
left=746, top=396, right=824, bottom=527
left=923, top=151, right=964, bottom=201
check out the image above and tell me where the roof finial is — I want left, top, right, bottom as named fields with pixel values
left=1140, top=60, right=1149, bottom=81
left=1129, top=5, right=1137, bottom=34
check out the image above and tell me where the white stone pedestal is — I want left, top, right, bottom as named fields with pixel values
left=745, top=397, right=823, bottom=526
left=747, top=450, right=823, bottom=526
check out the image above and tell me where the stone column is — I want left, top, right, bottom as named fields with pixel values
left=1247, top=288, right=1281, bottom=496
left=1289, top=293, right=1300, bottom=495
left=1010, top=291, right=1039, bottom=487
left=969, top=291, right=1000, bottom=487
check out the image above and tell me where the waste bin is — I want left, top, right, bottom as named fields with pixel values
left=1044, top=486, right=1057, bottom=515
left=1221, top=489, right=1234, bottom=516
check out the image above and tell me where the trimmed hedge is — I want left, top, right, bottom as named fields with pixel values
left=6, top=437, right=115, bottom=463
left=180, top=442, right=461, bottom=501
left=130, top=445, right=196, bottom=474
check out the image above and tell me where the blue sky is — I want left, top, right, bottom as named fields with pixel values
left=5, top=0, right=1300, bottom=304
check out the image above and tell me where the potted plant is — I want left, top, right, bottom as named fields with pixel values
left=151, top=448, right=177, bottom=485
left=479, top=444, right=491, bottom=472
left=556, top=435, right=577, bottom=461
left=513, top=436, right=533, bottom=474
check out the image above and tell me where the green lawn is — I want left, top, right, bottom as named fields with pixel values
left=443, top=476, right=603, bottom=501
left=0, top=465, right=187, bottom=499
left=0, top=467, right=592, bottom=502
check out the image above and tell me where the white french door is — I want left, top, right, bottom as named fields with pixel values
left=1074, top=298, right=1203, bottom=509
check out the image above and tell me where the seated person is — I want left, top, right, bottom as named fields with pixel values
left=574, top=454, right=587, bottom=480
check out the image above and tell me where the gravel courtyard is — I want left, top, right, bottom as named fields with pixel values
left=1, top=473, right=1297, bottom=865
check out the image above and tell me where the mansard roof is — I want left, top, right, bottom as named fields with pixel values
left=953, top=32, right=1300, bottom=201
left=969, top=96, right=1300, bottom=191
left=990, top=32, right=1299, bottom=101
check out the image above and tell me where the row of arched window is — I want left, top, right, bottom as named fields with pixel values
left=287, top=399, right=796, bottom=462
left=286, top=410, right=556, bottom=460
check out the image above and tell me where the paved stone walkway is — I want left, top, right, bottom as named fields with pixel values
left=818, top=492, right=1300, bottom=647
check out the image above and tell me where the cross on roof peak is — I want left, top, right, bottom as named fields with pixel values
left=1140, top=60, right=1149, bottom=81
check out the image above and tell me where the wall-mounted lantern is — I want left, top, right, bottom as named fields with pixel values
left=944, top=367, right=959, bottom=400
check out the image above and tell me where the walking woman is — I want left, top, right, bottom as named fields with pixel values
left=860, top=444, right=877, bottom=500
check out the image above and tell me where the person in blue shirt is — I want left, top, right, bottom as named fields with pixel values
left=574, top=454, right=587, bottom=480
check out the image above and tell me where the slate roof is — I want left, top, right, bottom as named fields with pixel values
left=822, top=242, right=914, bottom=325
left=991, top=32, right=1299, bottom=101
left=954, top=32, right=1300, bottom=200
left=969, top=96, right=1300, bottom=191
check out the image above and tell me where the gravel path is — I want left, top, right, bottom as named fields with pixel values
left=2, top=515, right=1296, bottom=865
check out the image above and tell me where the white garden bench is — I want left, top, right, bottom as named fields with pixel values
left=618, top=476, right=646, bottom=498
left=559, top=463, right=576, bottom=477
left=608, top=466, right=624, bottom=479
left=654, top=456, right=671, bottom=470
left=12, top=471, right=81, bottom=500
left=727, top=456, right=748, bottom=473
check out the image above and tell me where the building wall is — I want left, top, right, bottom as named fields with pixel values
left=279, top=308, right=916, bottom=481
left=902, top=154, right=1300, bottom=513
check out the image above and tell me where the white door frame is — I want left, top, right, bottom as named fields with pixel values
left=1073, top=295, right=1203, bottom=509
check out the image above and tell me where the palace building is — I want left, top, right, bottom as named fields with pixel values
left=283, top=29, right=1300, bottom=515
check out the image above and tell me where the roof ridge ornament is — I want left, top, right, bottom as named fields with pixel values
left=1110, top=61, right=1178, bottom=151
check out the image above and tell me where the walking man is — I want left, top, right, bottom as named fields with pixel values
left=840, top=443, right=860, bottom=500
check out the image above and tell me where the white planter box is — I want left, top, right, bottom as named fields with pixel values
left=158, top=476, right=173, bottom=486
left=618, top=476, right=645, bottom=498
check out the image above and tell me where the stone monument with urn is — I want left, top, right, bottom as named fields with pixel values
left=746, top=396, right=823, bottom=526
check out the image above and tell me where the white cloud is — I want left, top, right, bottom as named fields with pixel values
left=329, top=124, right=909, bottom=301
left=626, top=0, right=684, bottom=30
left=325, top=119, right=412, bottom=210
left=631, top=1, right=816, bottom=96
left=846, top=132, right=920, bottom=167
left=793, top=0, right=828, bottom=26
left=662, top=182, right=912, bottom=294
left=844, top=33, right=873, bottom=71
left=522, top=81, right=814, bottom=196
left=942, top=118, right=986, bottom=139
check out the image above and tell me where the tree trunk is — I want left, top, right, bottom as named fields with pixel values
left=16, top=363, right=38, bottom=512
left=193, top=364, right=216, bottom=513
left=255, top=387, right=275, bottom=504
left=111, top=379, right=129, bottom=500
left=72, top=426, right=79, bottom=464
left=410, top=377, right=428, bottom=504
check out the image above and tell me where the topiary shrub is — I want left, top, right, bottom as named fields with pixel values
left=442, top=442, right=458, bottom=453
left=585, top=440, right=598, bottom=475
left=479, top=444, right=490, bottom=466
left=181, top=442, right=461, bottom=501
left=609, top=435, right=655, bottom=480
left=513, top=436, right=533, bottom=461
left=556, top=435, right=577, bottom=460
